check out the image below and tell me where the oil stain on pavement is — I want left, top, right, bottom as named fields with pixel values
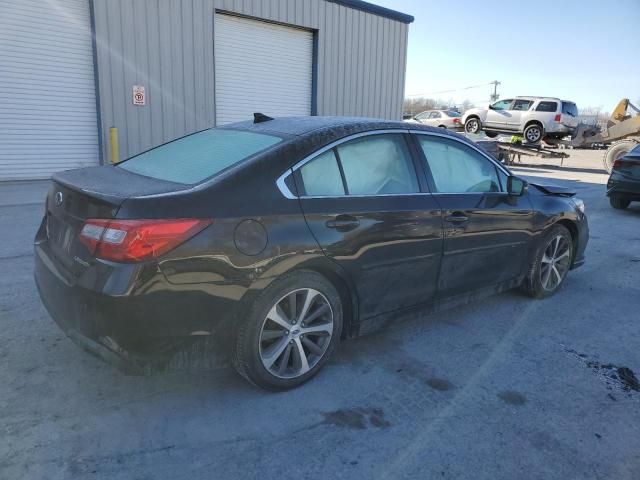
left=498, top=390, right=527, bottom=406
left=322, top=407, right=391, bottom=430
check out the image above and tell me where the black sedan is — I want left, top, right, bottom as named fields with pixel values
left=34, top=116, right=588, bottom=390
left=607, top=143, right=640, bottom=209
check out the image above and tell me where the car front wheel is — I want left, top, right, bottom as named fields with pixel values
left=465, top=117, right=481, bottom=134
left=234, top=271, right=343, bottom=390
left=522, top=224, right=573, bottom=299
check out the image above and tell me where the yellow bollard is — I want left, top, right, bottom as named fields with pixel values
left=109, top=127, right=119, bottom=164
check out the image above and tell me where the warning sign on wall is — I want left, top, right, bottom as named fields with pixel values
left=132, top=85, right=146, bottom=106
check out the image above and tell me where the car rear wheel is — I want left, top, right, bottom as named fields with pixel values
left=522, top=224, right=573, bottom=299
left=485, top=131, right=498, bottom=138
left=234, top=271, right=343, bottom=390
left=465, top=117, right=481, bottom=134
left=609, top=195, right=631, bottom=209
left=523, top=124, right=543, bottom=144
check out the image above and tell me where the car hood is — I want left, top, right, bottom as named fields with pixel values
left=529, top=182, right=576, bottom=197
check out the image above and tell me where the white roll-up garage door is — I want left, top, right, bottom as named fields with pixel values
left=214, top=14, right=313, bottom=125
left=0, top=0, right=99, bottom=180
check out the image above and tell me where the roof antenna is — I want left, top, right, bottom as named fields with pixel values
left=253, top=112, right=274, bottom=124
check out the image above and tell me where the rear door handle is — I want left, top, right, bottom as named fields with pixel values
left=325, top=215, right=360, bottom=230
left=445, top=212, right=469, bottom=223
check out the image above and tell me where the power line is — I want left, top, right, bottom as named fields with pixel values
left=406, top=81, right=497, bottom=97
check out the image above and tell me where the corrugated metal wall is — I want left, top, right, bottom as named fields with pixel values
left=92, top=0, right=409, bottom=161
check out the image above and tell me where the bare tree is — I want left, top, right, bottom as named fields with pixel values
left=460, top=99, right=475, bottom=113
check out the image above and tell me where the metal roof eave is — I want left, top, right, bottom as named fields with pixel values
left=326, top=0, right=414, bottom=24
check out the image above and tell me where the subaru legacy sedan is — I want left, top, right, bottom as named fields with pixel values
left=35, top=116, right=588, bottom=390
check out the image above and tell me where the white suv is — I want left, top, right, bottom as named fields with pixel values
left=462, top=97, right=579, bottom=143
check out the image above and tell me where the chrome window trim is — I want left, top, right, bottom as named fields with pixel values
left=274, top=128, right=513, bottom=199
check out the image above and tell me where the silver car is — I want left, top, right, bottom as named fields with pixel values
left=462, top=96, right=579, bottom=143
left=410, top=110, right=463, bottom=130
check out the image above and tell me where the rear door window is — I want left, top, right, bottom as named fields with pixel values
left=536, top=101, right=558, bottom=112
left=118, top=129, right=282, bottom=184
left=336, top=134, right=420, bottom=195
left=512, top=100, right=533, bottom=111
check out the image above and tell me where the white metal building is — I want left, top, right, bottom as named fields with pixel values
left=0, top=0, right=413, bottom=181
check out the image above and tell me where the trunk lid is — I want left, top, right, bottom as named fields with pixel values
left=45, top=166, right=188, bottom=271
left=614, top=150, right=640, bottom=179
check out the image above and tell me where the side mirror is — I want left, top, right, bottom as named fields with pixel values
left=488, top=104, right=494, bottom=110
left=507, top=176, right=527, bottom=196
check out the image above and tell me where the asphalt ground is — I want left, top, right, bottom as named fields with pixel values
left=1, top=149, right=639, bottom=479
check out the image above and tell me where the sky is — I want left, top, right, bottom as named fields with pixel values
left=373, top=0, right=640, bottom=111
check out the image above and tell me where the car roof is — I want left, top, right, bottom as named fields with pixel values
left=221, top=115, right=475, bottom=152
left=221, top=115, right=465, bottom=140
left=514, top=96, right=562, bottom=101
left=223, top=116, right=409, bottom=136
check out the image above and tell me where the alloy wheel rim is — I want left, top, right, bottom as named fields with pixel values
left=467, top=120, right=479, bottom=133
left=540, top=235, right=571, bottom=291
left=526, top=127, right=541, bottom=142
left=259, top=288, right=334, bottom=379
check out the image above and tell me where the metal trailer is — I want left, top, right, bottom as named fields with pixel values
left=497, top=143, right=569, bottom=166
left=547, top=98, right=640, bottom=172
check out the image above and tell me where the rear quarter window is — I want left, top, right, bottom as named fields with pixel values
left=118, top=129, right=282, bottom=184
left=535, top=101, right=558, bottom=112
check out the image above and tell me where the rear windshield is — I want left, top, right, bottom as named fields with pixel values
left=118, top=129, right=283, bottom=184
left=445, top=110, right=461, bottom=117
left=562, top=102, right=578, bottom=117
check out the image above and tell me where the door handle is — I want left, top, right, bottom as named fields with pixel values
left=445, top=212, right=469, bottom=223
left=325, top=215, right=360, bottom=230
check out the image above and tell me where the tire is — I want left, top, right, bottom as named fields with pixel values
left=522, top=224, right=573, bottom=299
left=438, top=125, right=447, bottom=129
left=234, top=270, right=343, bottom=391
left=523, top=123, right=543, bottom=144
left=485, top=131, right=498, bottom=138
left=465, top=117, right=481, bottom=134
left=609, top=195, right=630, bottom=209
left=602, top=140, right=638, bottom=173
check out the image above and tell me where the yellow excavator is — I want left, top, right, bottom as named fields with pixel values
left=557, top=98, right=640, bottom=172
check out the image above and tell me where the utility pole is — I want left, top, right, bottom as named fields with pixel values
left=490, top=80, right=501, bottom=102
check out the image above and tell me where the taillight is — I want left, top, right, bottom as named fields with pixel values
left=612, top=160, right=631, bottom=169
left=554, top=114, right=561, bottom=122
left=453, top=118, right=461, bottom=124
left=79, top=218, right=212, bottom=262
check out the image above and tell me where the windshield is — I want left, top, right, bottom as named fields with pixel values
left=118, top=129, right=282, bottom=184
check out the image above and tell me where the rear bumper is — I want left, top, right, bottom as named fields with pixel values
left=34, top=237, right=238, bottom=371
left=607, top=174, right=640, bottom=198
left=545, top=123, right=574, bottom=135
